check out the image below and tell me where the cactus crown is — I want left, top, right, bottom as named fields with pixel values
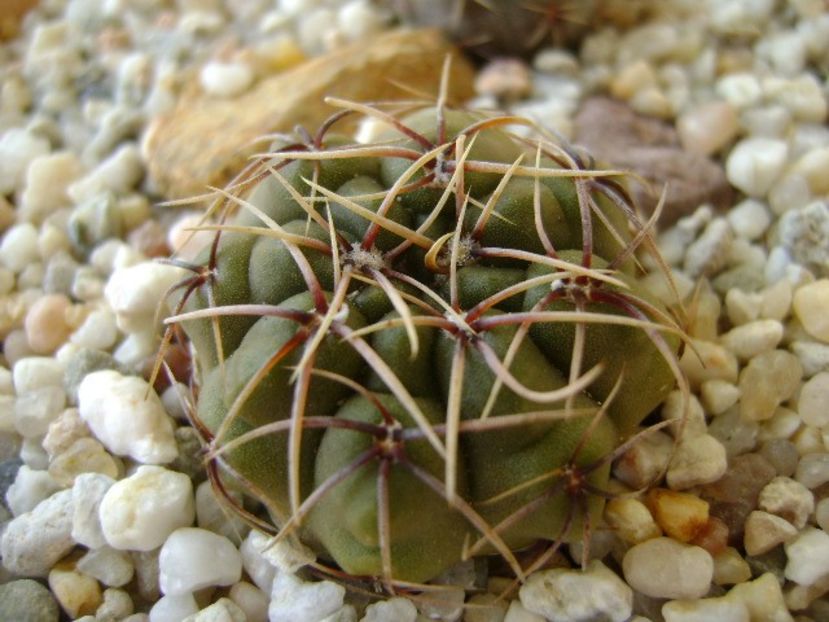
left=160, top=68, right=687, bottom=595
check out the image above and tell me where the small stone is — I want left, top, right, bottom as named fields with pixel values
left=229, top=581, right=269, bottom=622
left=679, top=339, right=739, bottom=389
left=199, top=61, right=255, bottom=98
left=67, top=143, right=144, bottom=204
left=0, top=579, right=60, bottom=622
left=758, top=439, right=800, bottom=477
left=744, top=510, right=798, bottom=556
left=63, top=348, right=117, bottom=405
left=791, top=341, right=829, bottom=377
left=667, top=434, right=728, bottom=490
left=646, top=488, right=710, bottom=543
left=96, top=587, right=134, bottom=621
left=794, top=452, right=829, bottom=489
left=758, top=476, right=815, bottom=528
left=519, top=560, right=633, bottom=622
left=794, top=279, right=829, bottom=342
left=48, top=436, right=121, bottom=486
left=70, top=308, right=119, bottom=352
left=159, top=527, right=242, bottom=595
left=0, top=489, right=74, bottom=576
left=713, top=547, right=752, bottom=585
left=0, top=223, right=40, bottom=273
left=504, top=601, right=545, bottom=622
left=131, top=549, right=160, bottom=604
left=240, top=530, right=278, bottom=593
left=14, top=385, right=66, bottom=438
left=269, top=572, right=345, bottom=622
left=475, top=58, right=533, bottom=102
left=465, top=593, right=509, bottom=622
left=6, top=464, right=61, bottom=516
left=78, top=369, right=177, bottom=464
left=182, top=598, right=246, bottom=622
left=149, top=593, right=199, bottom=622
left=0, top=128, right=50, bottom=195
left=706, top=408, right=759, bottom=457
left=778, top=202, right=829, bottom=275
left=104, top=261, right=185, bottom=335
left=662, top=595, right=749, bottom=622
left=99, top=465, right=195, bottom=551
left=792, top=426, right=825, bottom=457
left=715, top=73, right=763, bottom=109
left=720, top=319, right=784, bottom=361
left=13, top=356, right=64, bottom=395
left=67, top=193, right=122, bottom=254
left=76, top=545, right=134, bottom=587
left=791, top=147, right=829, bottom=195
left=727, top=572, right=792, bottom=622
left=195, top=480, right=249, bottom=544
left=660, top=390, right=707, bottom=439
left=361, top=597, right=417, bottom=622
left=71, top=472, right=115, bottom=549
left=677, top=97, right=739, bottom=156
left=622, top=537, right=713, bottom=600
left=726, top=137, right=788, bottom=198
left=759, top=279, right=792, bottom=322
left=700, top=380, right=741, bottom=415
left=739, top=350, right=802, bottom=421
left=604, top=497, right=661, bottom=545
left=19, top=151, right=84, bottom=224
left=612, top=429, right=673, bottom=490
left=726, top=199, right=772, bottom=241
left=785, top=527, right=829, bottom=586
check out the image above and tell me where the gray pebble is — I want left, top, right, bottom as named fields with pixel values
left=778, top=200, right=829, bottom=276
left=63, top=347, right=118, bottom=405
left=0, top=579, right=60, bottom=622
left=67, top=192, right=122, bottom=255
left=43, top=252, right=79, bottom=297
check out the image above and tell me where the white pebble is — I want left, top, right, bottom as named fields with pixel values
left=677, top=101, right=738, bottom=156
left=269, top=572, right=345, bottom=622
left=700, top=380, right=741, bottom=415
left=199, top=61, right=255, bottom=98
left=519, top=560, right=632, bottom=622
left=5, top=465, right=61, bottom=516
left=766, top=73, right=827, bottom=123
left=791, top=147, right=829, bottom=195
left=759, top=476, right=815, bottom=529
left=661, top=390, right=707, bottom=439
left=149, top=594, right=199, bottom=622
left=19, top=151, right=84, bottom=224
left=14, top=385, right=66, bottom=438
left=67, top=143, right=144, bottom=204
left=0, top=489, right=74, bottom=577
left=12, top=356, right=64, bottom=394
left=727, top=199, right=771, bottom=241
left=159, top=527, right=242, bottom=595
left=70, top=308, right=119, bottom=351
left=361, top=597, right=417, bottom=622
left=76, top=545, right=135, bottom=587
left=229, top=581, right=269, bottom=622
left=182, top=598, right=246, bottom=622
left=683, top=219, right=733, bottom=278
left=726, top=138, right=789, bottom=198
left=99, top=465, right=195, bottom=551
left=785, top=527, right=829, bottom=586
left=720, top=319, right=783, bottom=361
left=798, top=371, right=829, bottom=427
left=71, top=472, right=115, bottom=549
left=667, top=434, right=728, bottom=490
left=743, top=510, right=798, bottom=556
left=662, top=595, right=749, bottom=622
left=622, top=537, right=713, bottom=600
left=337, top=0, right=388, bottom=42
left=613, top=430, right=674, bottom=490
left=0, top=128, right=50, bottom=195
left=0, top=223, right=40, bottom=273
left=795, top=453, right=829, bottom=489
left=715, top=73, right=762, bottom=108
left=240, top=530, right=278, bottom=593
left=78, top=370, right=177, bottom=464
left=791, top=341, right=829, bottom=377
left=504, top=601, right=545, bottom=622
left=104, top=261, right=186, bottom=334
left=727, top=573, right=791, bottom=622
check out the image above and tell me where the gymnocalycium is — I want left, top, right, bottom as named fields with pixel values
left=161, top=73, right=687, bottom=592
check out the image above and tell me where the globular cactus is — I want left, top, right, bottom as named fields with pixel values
left=162, top=82, right=685, bottom=589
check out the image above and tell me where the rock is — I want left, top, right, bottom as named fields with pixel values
left=676, top=101, right=739, bottom=156
left=78, top=370, right=178, bottom=465
left=667, top=434, right=728, bottom=490
left=504, top=601, right=545, bottom=621
left=622, top=537, right=713, bottom=600
left=720, top=319, right=784, bottom=362
left=795, top=452, right=829, bottom=489
left=573, top=97, right=733, bottom=225
left=612, top=429, right=673, bottom=490
left=0, top=579, right=60, bottom=622
left=229, top=581, right=269, bottom=622
left=149, top=594, right=199, bottom=622
left=646, top=488, right=710, bottom=543
left=683, top=218, right=733, bottom=278
left=519, top=560, right=633, bottom=622
left=712, top=547, right=752, bottom=586
left=194, top=480, right=249, bottom=544
left=785, top=527, right=829, bottom=586
left=679, top=339, right=739, bottom=390
left=475, top=58, right=533, bottom=101
left=69, top=309, right=119, bottom=352
left=269, top=573, right=345, bottom=622
left=19, top=152, right=85, bottom=224
left=14, top=385, right=67, bottom=438
left=99, top=465, right=195, bottom=551
left=743, top=511, right=798, bottom=556
left=725, top=137, right=788, bottom=198
left=0, top=129, right=50, bottom=196
left=700, top=380, right=740, bottom=415
left=662, top=595, right=749, bottom=622
left=159, top=527, right=242, bottom=595
left=63, top=348, right=117, bottom=405
left=76, top=546, right=134, bottom=588
left=71, top=472, right=116, bottom=549
left=240, top=530, right=278, bottom=593
left=727, top=572, right=792, bottom=622
left=143, top=28, right=475, bottom=199
left=182, top=598, right=246, bottom=622
left=778, top=202, right=829, bottom=276
left=604, top=497, right=662, bottom=544
left=758, top=476, right=815, bottom=529
left=739, top=350, right=802, bottom=421
left=104, top=261, right=186, bottom=335
left=96, top=587, right=134, bottom=621
left=67, top=143, right=144, bottom=204
left=13, top=356, right=64, bottom=395
left=48, top=564, right=103, bottom=619
left=48, top=437, right=121, bottom=486
left=361, top=597, right=418, bottom=622
left=793, top=279, right=829, bottom=343
left=5, top=464, right=61, bottom=516
left=0, top=489, right=74, bottom=577
left=0, top=223, right=40, bottom=274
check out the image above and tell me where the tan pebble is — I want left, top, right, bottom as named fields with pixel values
left=700, top=379, right=741, bottom=415
left=42, top=407, right=91, bottom=458
left=791, top=424, right=824, bottom=457
left=660, top=391, right=707, bottom=439
left=645, top=488, right=710, bottom=543
left=610, top=60, right=657, bottom=100
left=729, top=573, right=791, bottom=622
left=798, top=371, right=829, bottom=428
left=667, top=434, right=728, bottom=490
left=604, top=497, right=662, bottom=545
left=474, top=58, right=532, bottom=101
left=720, top=319, right=784, bottom=361
left=790, top=147, right=829, bottom=195
left=744, top=510, right=798, bottom=556
left=759, top=279, right=792, bottom=321
left=24, top=293, right=72, bottom=354
left=48, top=564, right=103, bottom=618
left=613, top=430, right=674, bottom=490
left=661, top=594, right=748, bottom=622
left=687, top=281, right=721, bottom=341
left=680, top=339, right=739, bottom=389
left=48, top=437, right=122, bottom=486
left=793, top=280, right=829, bottom=343
left=630, top=86, right=673, bottom=118
left=712, top=547, right=751, bottom=585
left=690, top=516, right=730, bottom=556
left=677, top=101, right=738, bottom=156
left=739, top=350, right=802, bottom=421
left=757, top=406, right=801, bottom=442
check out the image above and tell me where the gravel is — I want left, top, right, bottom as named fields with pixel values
left=0, top=0, right=828, bottom=619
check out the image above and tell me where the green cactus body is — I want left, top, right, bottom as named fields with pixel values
left=167, top=102, right=683, bottom=586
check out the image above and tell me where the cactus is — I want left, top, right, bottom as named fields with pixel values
left=161, top=81, right=686, bottom=590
